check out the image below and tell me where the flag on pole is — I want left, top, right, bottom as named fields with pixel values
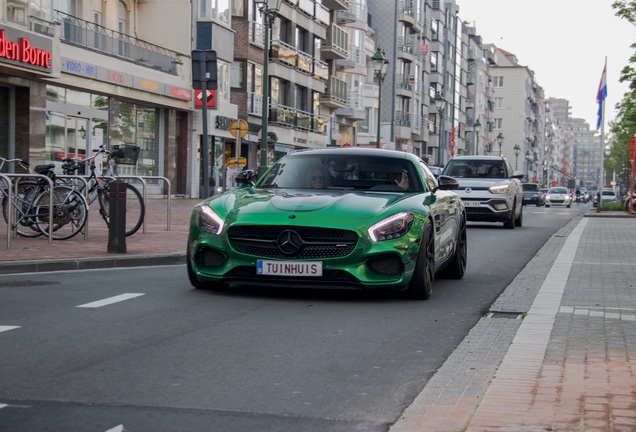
left=596, top=61, right=607, bottom=130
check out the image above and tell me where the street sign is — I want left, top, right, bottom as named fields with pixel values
left=229, top=119, right=248, bottom=138
left=195, top=89, right=216, bottom=108
left=191, top=49, right=218, bottom=90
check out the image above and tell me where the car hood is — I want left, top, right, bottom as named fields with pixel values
left=452, top=178, right=511, bottom=188
left=204, top=188, right=421, bottom=225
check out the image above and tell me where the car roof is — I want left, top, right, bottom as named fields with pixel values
left=448, top=155, right=506, bottom=161
left=286, top=147, right=417, bottom=162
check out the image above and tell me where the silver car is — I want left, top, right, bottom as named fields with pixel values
left=545, top=187, right=572, bottom=208
left=441, top=156, right=524, bottom=229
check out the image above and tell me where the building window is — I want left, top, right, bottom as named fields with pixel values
left=199, top=0, right=230, bottom=23
left=494, top=97, right=503, bottom=109
left=494, top=118, right=503, bottom=129
left=492, top=76, right=504, bottom=87
left=231, top=61, right=243, bottom=89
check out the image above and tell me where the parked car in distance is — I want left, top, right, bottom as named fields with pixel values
left=545, top=187, right=572, bottom=208
left=522, top=183, right=545, bottom=206
left=187, top=148, right=468, bottom=300
left=428, top=165, right=443, bottom=177
left=593, top=188, right=618, bottom=207
left=441, top=155, right=524, bottom=229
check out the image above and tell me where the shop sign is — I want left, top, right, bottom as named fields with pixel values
left=0, top=27, right=53, bottom=72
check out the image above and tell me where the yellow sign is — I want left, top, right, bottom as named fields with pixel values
left=229, top=119, right=248, bottom=139
left=226, top=157, right=247, bottom=168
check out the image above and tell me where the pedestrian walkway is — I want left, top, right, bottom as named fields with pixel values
left=1, top=202, right=636, bottom=431
left=390, top=212, right=636, bottom=432
left=0, top=197, right=200, bottom=274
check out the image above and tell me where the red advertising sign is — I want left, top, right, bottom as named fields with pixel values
left=195, top=89, right=216, bottom=108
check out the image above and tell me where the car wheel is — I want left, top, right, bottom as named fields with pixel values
left=567, top=204, right=571, bottom=208
left=515, top=203, right=523, bottom=227
left=503, top=208, right=515, bottom=229
left=440, top=214, right=467, bottom=279
left=404, top=220, right=435, bottom=300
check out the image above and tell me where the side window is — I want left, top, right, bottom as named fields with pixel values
left=419, top=161, right=438, bottom=192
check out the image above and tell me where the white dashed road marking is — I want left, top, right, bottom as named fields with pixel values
left=0, top=326, right=20, bottom=333
left=77, top=293, right=145, bottom=308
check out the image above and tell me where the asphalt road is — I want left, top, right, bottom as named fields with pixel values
left=0, top=204, right=589, bottom=432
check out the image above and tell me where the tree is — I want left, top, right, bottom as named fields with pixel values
left=607, top=1, right=636, bottom=189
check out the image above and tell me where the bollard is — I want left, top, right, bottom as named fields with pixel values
left=107, top=181, right=127, bottom=253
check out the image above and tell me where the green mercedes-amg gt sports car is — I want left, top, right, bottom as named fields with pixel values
left=187, top=148, right=467, bottom=299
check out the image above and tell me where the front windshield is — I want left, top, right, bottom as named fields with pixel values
left=258, top=154, right=421, bottom=192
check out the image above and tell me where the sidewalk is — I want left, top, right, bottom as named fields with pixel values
left=1, top=203, right=635, bottom=431
left=0, top=197, right=200, bottom=274
left=391, top=211, right=636, bottom=432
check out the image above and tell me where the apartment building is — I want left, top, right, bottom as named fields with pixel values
left=0, top=0, right=195, bottom=196
left=488, top=47, right=545, bottom=180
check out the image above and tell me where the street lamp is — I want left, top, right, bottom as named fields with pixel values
left=372, top=48, right=389, bottom=148
left=473, top=119, right=481, bottom=155
left=496, top=132, right=504, bottom=156
left=513, top=144, right=521, bottom=170
left=255, top=0, right=283, bottom=177
left=525, top=150, right=531, bottom=180
left=434, top=92, right=446, bottom=165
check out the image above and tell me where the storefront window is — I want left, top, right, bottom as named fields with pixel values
left=0, top=87, right=9, bottom=166
left=113, top=101, right=159, bottom=179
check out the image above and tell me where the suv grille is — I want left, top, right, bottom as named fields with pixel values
left=228, top=225, right=358, bottom=259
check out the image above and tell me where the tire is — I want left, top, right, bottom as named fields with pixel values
left=439, top=214, right=467, bottom=279
left=2, top=180, right=43, bottom=238
left=98, top=183, right=146, bottom=236
left=503, top=208, right=515, bottom=229
left=404, top=220, right=435, bottom=300
left=515, top=203, right=523, bottom=227
left=34, top=186, right=88, bottom=240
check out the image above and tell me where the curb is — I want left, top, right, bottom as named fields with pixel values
left=0, top=253, right=186, bottom=275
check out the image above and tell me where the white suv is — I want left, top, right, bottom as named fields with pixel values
left=441, top=156, right=524, bottom=229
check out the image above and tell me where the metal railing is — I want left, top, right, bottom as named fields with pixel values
left=54, top=10, right=184, bottom=74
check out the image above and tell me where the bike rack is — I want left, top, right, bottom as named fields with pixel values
left=56, top=175, right=91, bottom=240
left=99, top=175, right=172, bottom=233
left=1, top=173, right=55, bottom=248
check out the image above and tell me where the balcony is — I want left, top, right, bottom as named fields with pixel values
left=271, top=40, right=328, bottom=82
left=54, top=10, right=183, bottom=74
left=270, top=102, right=328, bottom=134
left=335, top=91, right=364, bottom=119
left=319, top=77, right=348, bottom=108
left=321, top=0, right=350, bottom=11
left=395, top=74, right=416, bottom=96
left=320, top=24, right=348, bottom=60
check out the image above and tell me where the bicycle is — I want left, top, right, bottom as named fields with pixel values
left=60, top=144, right=145, bottom=236
left=1, top=157, right=88, bottom=240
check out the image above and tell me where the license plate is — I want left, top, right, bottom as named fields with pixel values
left=257, top=260, right=323, bottom=277
left=464, top=201, right=481, bottom=207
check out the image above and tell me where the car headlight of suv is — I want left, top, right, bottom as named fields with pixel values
left=368, top=212, right=414, bottom=242
left=195, top=204, right=225, bottom=235
left=489, top=184, right=510, bottom=194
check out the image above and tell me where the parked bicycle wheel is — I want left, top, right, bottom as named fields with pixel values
left=1, top=179, right=44, bottom=238
left=98, top=183, right=145, bottom=236
left=34, top=185, right=88, bottom=240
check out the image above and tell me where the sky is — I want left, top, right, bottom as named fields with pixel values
left=457, top=0, right=634, bottom=131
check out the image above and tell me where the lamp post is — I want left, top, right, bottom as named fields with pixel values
left=372, top=48, right=389, bottom=148
left=473, top=119, right=481, bottom=155
left=496, top=132, right=504, bottom=156
left=434, top=92, right=446, bottom=165
left=255, top=0, right=282, bottom=177
left=525, top=150, right=531, bottom=180
left=513, top=144, right=521, bottom=170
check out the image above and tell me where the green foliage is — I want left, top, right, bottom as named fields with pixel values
left=608, top=2, right=636, bottom=189
left=601, top=201, right=624, bottom=211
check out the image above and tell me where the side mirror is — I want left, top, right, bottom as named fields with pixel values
left=436, top=175, right=460, bottom=191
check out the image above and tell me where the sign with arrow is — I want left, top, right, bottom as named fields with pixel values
left=195, top=89, right=216, bottom=108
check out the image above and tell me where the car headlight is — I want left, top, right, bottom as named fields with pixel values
left=368, top=212, right=414, bottom=242
left=195, top=204, right=225, bottom=235
left=489, top=184, right=510, bottom=194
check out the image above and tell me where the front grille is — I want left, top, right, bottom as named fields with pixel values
left=366, top=254, right=404, bottom=276
left=195, top=248, right=227, bottom=268
left=228, top=225, right=358, bottom=259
